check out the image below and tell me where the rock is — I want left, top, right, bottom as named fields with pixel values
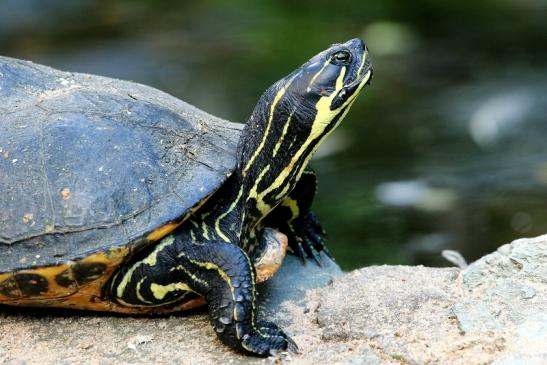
left=317, top=266, right=462, bottom=363
left=459, top=235, right=547, bottom=364
left=258, top=251, right=343, bottom=318
left=0, top=237, right=546, bottom=364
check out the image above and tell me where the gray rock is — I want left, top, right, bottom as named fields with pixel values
left=258, top=252, right=342, bottom=319
left=1, top=236, right=546, bottom=364
left=457, top=235, right=547, bottom=365
left=317, top=265, right=462, bottom=364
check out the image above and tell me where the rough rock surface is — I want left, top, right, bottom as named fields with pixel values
left=1, top=235, right=546, bottom=364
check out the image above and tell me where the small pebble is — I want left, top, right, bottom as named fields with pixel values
left=127, top=334, right=154, bottom=350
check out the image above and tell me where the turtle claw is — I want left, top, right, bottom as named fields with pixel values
left=308, top=245, right=322, bottom=267
left=321, top=245, right=335, bottom=261
left=294, top=240, right=307, bottom=265
left=284, top=336, right=300, bottom=355
left=244, top=321, right=298, bottom=357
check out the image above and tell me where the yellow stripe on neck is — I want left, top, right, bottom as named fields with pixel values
left=243, top=77, right=295, bottom=174
left=272, top=111, right=294, bottom=158
left=254, top=67, right=348, bottom=210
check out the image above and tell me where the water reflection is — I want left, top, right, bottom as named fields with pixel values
left=1, top=0, right=546, bottom=269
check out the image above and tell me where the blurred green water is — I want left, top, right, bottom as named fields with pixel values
left=1, top=0, right=546, bottom=269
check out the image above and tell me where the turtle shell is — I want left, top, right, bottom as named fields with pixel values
left=0, top=56, right=243, bottom=280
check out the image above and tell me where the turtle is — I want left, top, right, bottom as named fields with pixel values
left=0, top=38, right=372, bottom=356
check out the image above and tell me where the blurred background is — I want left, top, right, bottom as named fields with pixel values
left=1, top=0, right=546, bottom=270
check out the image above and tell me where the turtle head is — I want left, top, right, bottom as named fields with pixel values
left=287, top=38, right=373, bottom=118
left=241, top=39, right=372, bottom=168
left=250, top=38, right=373, bottom=154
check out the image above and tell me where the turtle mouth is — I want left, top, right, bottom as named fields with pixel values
left=347, top=67, right=373, bottom=91
left=330, top=66, right=373, bottom=110
left=346, top=47, right=373, bottom=88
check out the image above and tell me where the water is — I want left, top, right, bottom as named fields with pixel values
left=1, top=0, right=546, bottom=269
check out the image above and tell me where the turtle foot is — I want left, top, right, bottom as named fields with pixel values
left=288, top=212, right=333, bottom=266
left=241, top=321, right=298, bottom=356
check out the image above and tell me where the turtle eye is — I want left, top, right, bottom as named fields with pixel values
left=330, top=50, right=351, bottom=65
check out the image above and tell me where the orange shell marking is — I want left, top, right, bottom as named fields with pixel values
left=0, top=247, right=127, bottom=305
left=146, top=222, right=180, bottom=241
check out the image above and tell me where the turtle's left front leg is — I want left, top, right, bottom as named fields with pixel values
left=175, top=239, right=297, bottom=356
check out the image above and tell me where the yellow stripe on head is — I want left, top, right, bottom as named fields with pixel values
left=306, top=59, right=331, bottom=93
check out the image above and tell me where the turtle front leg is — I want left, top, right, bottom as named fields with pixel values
left=263, top=168, right=332, bottom=265
left=109, top=235, right=296, bottom=356
left=175, top=239, right=297, bottom=356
